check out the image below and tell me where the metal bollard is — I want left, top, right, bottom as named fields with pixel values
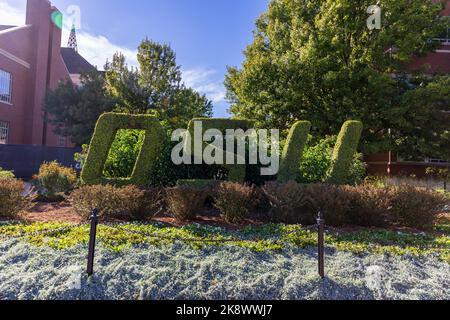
left=317, top=212, right=325, bottom=279
left=87, top=208, right=99, bottom=276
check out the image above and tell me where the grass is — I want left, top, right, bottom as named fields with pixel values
left=1, top=219, right=449, bottom=263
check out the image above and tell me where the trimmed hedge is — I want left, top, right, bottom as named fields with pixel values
left=81, top=113, right=165, bottom=187
left=184, top=118, right=254, bottom=183
left=327, top=121, right=363, bottom=185
left=278, top=121, right=311, bottom=183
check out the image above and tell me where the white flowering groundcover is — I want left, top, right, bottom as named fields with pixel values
left=0, top=239, right=448, bottom=300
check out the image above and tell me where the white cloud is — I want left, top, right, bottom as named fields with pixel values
left=0, top=0, right=138, bottom=69
left=62, top=29, right=138, bottom=69
left=0, top=0, right=226, bottom=104
left=0, top=0, right=25, bottom=26
left=182, top=68, right=226, bottom=103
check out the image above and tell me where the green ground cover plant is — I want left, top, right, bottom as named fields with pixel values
left=0, top=221, right=448, bottom=263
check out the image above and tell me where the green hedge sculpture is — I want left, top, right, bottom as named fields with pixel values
left=182, top=118, right=253, bottom=183
left=81, top=113, right=165, bottom=187
left=327, top=120, right=364, bottom=185
left=278, top=121, right=311, bottom=183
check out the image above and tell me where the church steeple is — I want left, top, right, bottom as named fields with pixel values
left=67, top=23, right=78, bottom=52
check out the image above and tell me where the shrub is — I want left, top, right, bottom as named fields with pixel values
left=327, top=121, right=363, bottom=185
left=81, top=113, right=165, bottom=187
left=70, top=184, right=162, bottom=220
left=185, top=118, right=253, bottom=183
left=262, top=181, right=313, bottom=224
left=0, top=168, right=15, bottom=180
left=302, top=184, right=353, bottom=226
left=0, top=178, right=34, bottom=218
left=299, top=136, right=366, bottom=185
left=214, top=182, right=256, bottom=223
left=177, top=179, right=220, bottom=188
left=32, top=162, right=78, bottom=201
left=166, top=186, right=209, bottom=220
left=104, top=129, right=145, bottom=178
left=386, top=185, right=446, bottom=229
left=303, top=184, right=388, bottom=227
left=278, top=121, right=311, bottom=183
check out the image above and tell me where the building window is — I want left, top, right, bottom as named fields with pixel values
left=0, top=120, right=9, bottom=144
left=0, top=69, right=12, bottom=104
left=58, top=135, right=67, bottom=147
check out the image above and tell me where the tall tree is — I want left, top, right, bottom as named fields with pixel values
left=138, top=39, right=182, bottom=111
left=225, top=0, right=448, bottom=157
left=105, top=39, right=213, bottom=129
left=104, top=53, right=148, bottom=114
left=43, top=71, right=116, bottom=146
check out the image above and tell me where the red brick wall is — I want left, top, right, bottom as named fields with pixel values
left=0, top=0, right=72, bottom=147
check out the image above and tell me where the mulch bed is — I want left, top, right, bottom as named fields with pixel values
left=2, top=202, right=268, bottom=231
left=2, top=202, right=448, bottom=234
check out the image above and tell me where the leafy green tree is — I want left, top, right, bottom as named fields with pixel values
left=105, top=40, right=213, bottom=130
left=43, top=71, right=116, bottom=146
left=394, top=76, right=449, bottom=160
left=104, top=53, right=148, bottom=114
left=138, top=39, right=182, bottom=111
left=225, top=0, right=448, bottom=157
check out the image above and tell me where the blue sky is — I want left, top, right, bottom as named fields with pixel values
left=1, top=0, right=271, bottom=117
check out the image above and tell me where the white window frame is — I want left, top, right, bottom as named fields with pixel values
left=0, top=120, right=9, bottom=144
left=0, top=69, right=12, bottom=105
left=58, top=135, right=67, bottom=147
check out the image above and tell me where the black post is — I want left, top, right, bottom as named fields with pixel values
left=87, top=208, right=98, bottom=276
left=317, top=212, right=325, bottom=279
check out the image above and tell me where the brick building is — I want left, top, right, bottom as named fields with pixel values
left=0, top=0, right=94, bottom=147
left=0, top=0, right=94, bottom=177
left=365, top=0, right=450, bottom=177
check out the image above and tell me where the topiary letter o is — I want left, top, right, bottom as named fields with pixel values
left=81, top=113, right=165, bottom=187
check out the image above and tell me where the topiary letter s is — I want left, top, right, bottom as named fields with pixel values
left=81, top=113, right=165, bottom=187
left=278, top=121, right=311, bottom=183
left=327, top=120, right=363, bottom=185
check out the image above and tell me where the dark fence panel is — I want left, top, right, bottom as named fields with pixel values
left=0, top=144, right=81, bottom=179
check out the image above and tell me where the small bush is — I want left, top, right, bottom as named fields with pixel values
left=0, top=178, right=34, bottom=218
left=0, top=168, right=15, bottom=180
left=262, top=181, right=312, bottom=224
left=302, top=184, right=350, bottom=226
left=70, top=184, right=162, bottom=220
left=303, top=184, right=388, bottom=227
left=32, top=162, right=78, bottom=201
left=166, top=186, right=209, bottom=220
left=214, top=182, right=256, bottom=223
left=299, top=136, right=366, bottom=185
left=386, top=185, right=446, bottom=229
left=177, top=179, right=220, bottom=189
